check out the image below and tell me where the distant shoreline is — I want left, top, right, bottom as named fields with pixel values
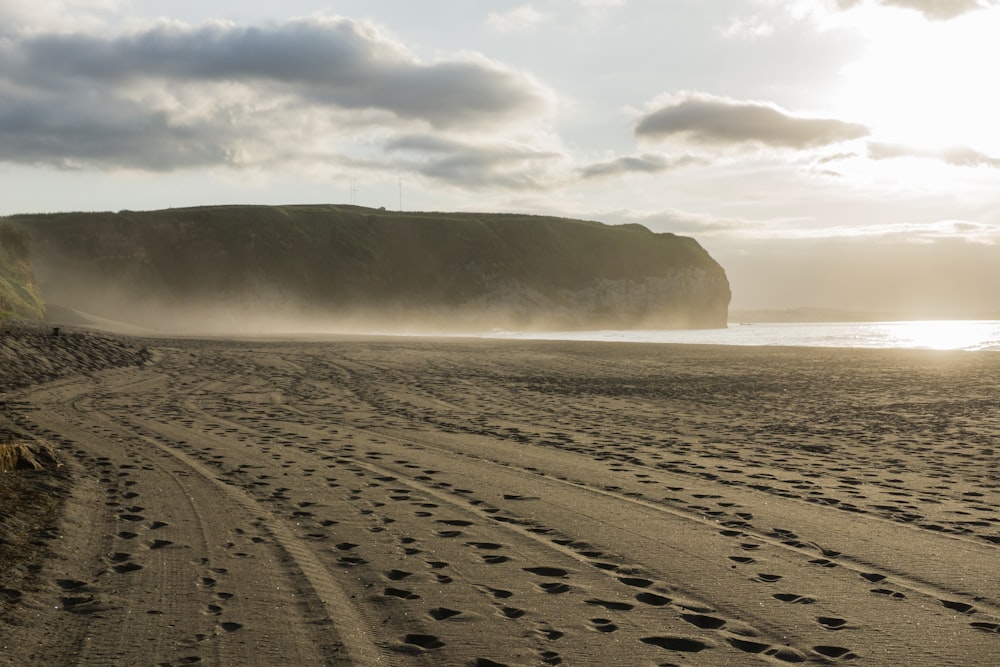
left=729, top=307, right=1000, bottom=323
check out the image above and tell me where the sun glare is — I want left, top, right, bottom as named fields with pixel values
left=886, top=320, right=989, bottom=351
left=836, top=10, right=1000, bottom=154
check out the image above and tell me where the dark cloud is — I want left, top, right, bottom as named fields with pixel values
left=0, top=18, right=551, bottom=170
left=578, top=154, right=699, bottom=179
left=635, top=94, right=868, bottom=149
left=868, top=142, right=1000, bottom=168
left=836, top=0, right=990, bottom=20
left=385, top=134, right=562, bottom=189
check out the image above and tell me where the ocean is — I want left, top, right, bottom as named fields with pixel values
left=484, top=320, right=1000, bottom=352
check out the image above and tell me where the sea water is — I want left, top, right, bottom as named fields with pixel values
left=485, top=320, right=1000, bottom=352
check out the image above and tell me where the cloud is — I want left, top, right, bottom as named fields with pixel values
left=0, top=17, right=553, bottom=171
left=719, top=15, right=776, bottom=39
left=601, top=208, right=747, bottom=236
left=835, top=0, right=993, bottom=20
left=635, top=93, right=869, bottom=149
left=868, top=142, right=1000, bottom=168
left=385, top=134, right=563, bottom=189
left=578, top=154, right=700, bottom=179
left=488, top=5, right=552, bottom=33
left=0, top=0, right=126, bottom=34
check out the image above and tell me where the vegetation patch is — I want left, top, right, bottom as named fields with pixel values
left=0, top=223, right=44, bottom=321
left=0, top=441, right=61, bottom=473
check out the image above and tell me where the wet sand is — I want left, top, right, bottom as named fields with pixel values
left=2, top=331, right=999, bottom=665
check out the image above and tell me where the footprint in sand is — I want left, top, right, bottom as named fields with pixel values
left=590, top=618, right=618, bottom=633
left=0, top=588, right=23, bottom=602
left=869, top=588, right=906, bottom=600
left=536, top=625, right=564, bottom=641
left=586, top=598, right=634, bottom=611
left=726, top=637, right=770, bottom=655
left=635, top=592, right=671, bottom=606
left=113, top=562, right=144, bottom=574
left=523, top=567, right=570, bottom=578
left=617, top=576, right=653, bottom=588
left=773, top=593, right=816, bottom=604
left=940, top=599, right=976, bottom=614
left=538, top=582, right=571, bottom=594
left=482, top=555, right=512, bottom=564
left=428, top=607, right=461, bottom=621
left=640, top=636, right=711, bottom=653
left=402, top=634, right=444, bottom=650
left=971, top=622, right=1000, bottom=634
left=539, top=650, right=561, bottom=665
left=817, top=616, right=849, bottom=630
left=812, top=645, right=858, bottom=660
left=485, top=587, right=513, bottom=599
left=681, top=613, right=727, bottom=630
left=384, top=588, right=420, bottom=600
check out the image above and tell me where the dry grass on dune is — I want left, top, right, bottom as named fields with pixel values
left=0, top=440, right=61, bottom=473
left=0, top=443, right=70, bottom=600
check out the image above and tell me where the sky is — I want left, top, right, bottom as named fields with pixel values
left=2, top=0, right=1000, bottom=315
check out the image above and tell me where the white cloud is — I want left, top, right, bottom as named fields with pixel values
left=487, top=5, right=552, bottom=33
left=868, top=142, right=1000, bottom=168
left=0, top=0, right=126, bottom=34
left=836, top=0, right=995, bottom=20
left=719, top=15, right=776, bottom=39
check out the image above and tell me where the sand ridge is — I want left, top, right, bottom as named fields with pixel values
left=2, top=335, right=999, bottom=665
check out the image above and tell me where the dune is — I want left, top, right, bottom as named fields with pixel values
left=2, top=330, right=998, bottom=665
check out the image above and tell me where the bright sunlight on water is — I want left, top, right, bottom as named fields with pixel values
left=485, top=320, right=1000, bottom=351
left=882, top=320, right=998, bottom=350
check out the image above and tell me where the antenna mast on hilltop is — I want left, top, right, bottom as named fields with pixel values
left=398, top=176, right=403, bottom=211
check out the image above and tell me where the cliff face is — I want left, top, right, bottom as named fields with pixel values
left=8, top=205, right=730, bottom=332
left=0, top=223, right=45, bottom=321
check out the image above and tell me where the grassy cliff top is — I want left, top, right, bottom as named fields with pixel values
left=0, top=223, right=44, bottom=321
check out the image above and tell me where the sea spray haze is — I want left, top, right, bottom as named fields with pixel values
left=8, top=205, right=730, bottom=334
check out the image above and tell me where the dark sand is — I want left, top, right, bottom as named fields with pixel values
left=2, top=329, right=999, bottom=665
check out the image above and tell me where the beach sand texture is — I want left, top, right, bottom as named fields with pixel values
left=2, top=333, right=999, bottom=665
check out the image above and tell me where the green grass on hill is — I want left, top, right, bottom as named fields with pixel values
left=0, top=223, right=44, bottom=321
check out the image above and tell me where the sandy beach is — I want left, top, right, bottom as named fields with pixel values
left=2, top=330, right=999, bottom=665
